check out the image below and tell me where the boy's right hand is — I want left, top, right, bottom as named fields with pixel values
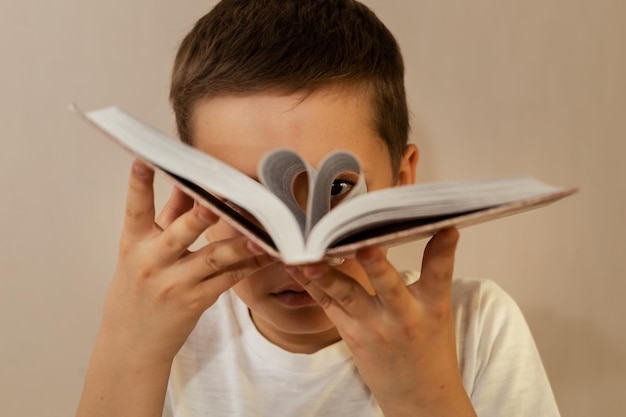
left=77, top=159, right=271, bottom=417
left=99, top=160, right=270, bottom=365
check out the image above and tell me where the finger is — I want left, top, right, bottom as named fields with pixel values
left=415, top=227, right=459, bottom=299
left=155, top=204, right=219, bottom=263
left=284, top=265, right=334, bottom=309
left=156, top=187, right=194, bottom=229
left=355, top=246, right=413, bottom=310
left=181, top=237, right=268, bottom=283
left=288, top=263, right=372, bottom=317
left=192, top=241, right=276, bottom=303
left=122, top=160, right=156, bottom=238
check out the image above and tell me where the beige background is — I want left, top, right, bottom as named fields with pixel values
left=1, top=0, right=624, bottom=416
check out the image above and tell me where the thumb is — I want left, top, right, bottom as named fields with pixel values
left=415, top=228, right=459, bottom=299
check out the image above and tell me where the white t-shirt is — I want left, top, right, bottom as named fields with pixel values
left=163, top=275, right=560, bottom=416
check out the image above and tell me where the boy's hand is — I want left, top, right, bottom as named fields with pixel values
left=99, top=160, right=271, bottom=364
left=76, top=160, right=274, bottom=417
left=286, top=228, right=476, bottom=417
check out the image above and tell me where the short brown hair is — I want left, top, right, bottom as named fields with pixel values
left=170, top=0, right=409, bottom=174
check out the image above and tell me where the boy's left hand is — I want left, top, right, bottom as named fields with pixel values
left=286, top=228, right=476, bottom=417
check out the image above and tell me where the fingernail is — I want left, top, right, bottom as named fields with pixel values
left=302, top=265, right=325, bottom=280
left=196, top=206, right=215, bottom=222
left=326, top=257, right=345, bottom=266
left=132, top=161, right=150, bottom=177
left=356, top=247, right=381, bottom=266
left=438, top=227, right=460, bottom=244
left=246, top=240, right=265, bottom=254
left=284, top=265, right=299, bottom=275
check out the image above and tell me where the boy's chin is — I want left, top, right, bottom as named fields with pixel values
left=250, top=307, right=342, bottom=352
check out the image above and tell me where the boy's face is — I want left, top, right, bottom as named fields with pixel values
left=190, top=87, right=418, bottom=353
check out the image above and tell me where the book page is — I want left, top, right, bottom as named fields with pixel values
left=73, top=105, right=307, bottom=259
left=306, top=150, right=367, bottom=235
left=259, top=149, right=368, bottom=237
left=305, top=177, right=575, bottom=258
left=257, top=149, right=312, bottom=234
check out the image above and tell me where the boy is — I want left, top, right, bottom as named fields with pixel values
left=75, top=1, right=560, bottom=416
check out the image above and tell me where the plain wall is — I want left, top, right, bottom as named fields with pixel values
left=1, top=1, right=624, bottom=416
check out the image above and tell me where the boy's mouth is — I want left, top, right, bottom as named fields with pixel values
left=271, top=289, right=317, bottom=307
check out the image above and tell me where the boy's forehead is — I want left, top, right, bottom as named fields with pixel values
left=190, top=88, right=374, bottom=134
left=189, top=89, right=390, bottom=170
left=198, top=143, right=276, bottom=178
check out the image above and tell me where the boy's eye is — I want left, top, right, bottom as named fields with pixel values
left=330, top=179, right=355, bottom=203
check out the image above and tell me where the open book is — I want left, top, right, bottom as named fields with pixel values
left=72, top=104, right=576, bottom=264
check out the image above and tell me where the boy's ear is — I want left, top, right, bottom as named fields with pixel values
left=395, top=144, right=419, bottom=186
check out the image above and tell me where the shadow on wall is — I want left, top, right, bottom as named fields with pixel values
left=525, top=309, right=626, bottom=414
